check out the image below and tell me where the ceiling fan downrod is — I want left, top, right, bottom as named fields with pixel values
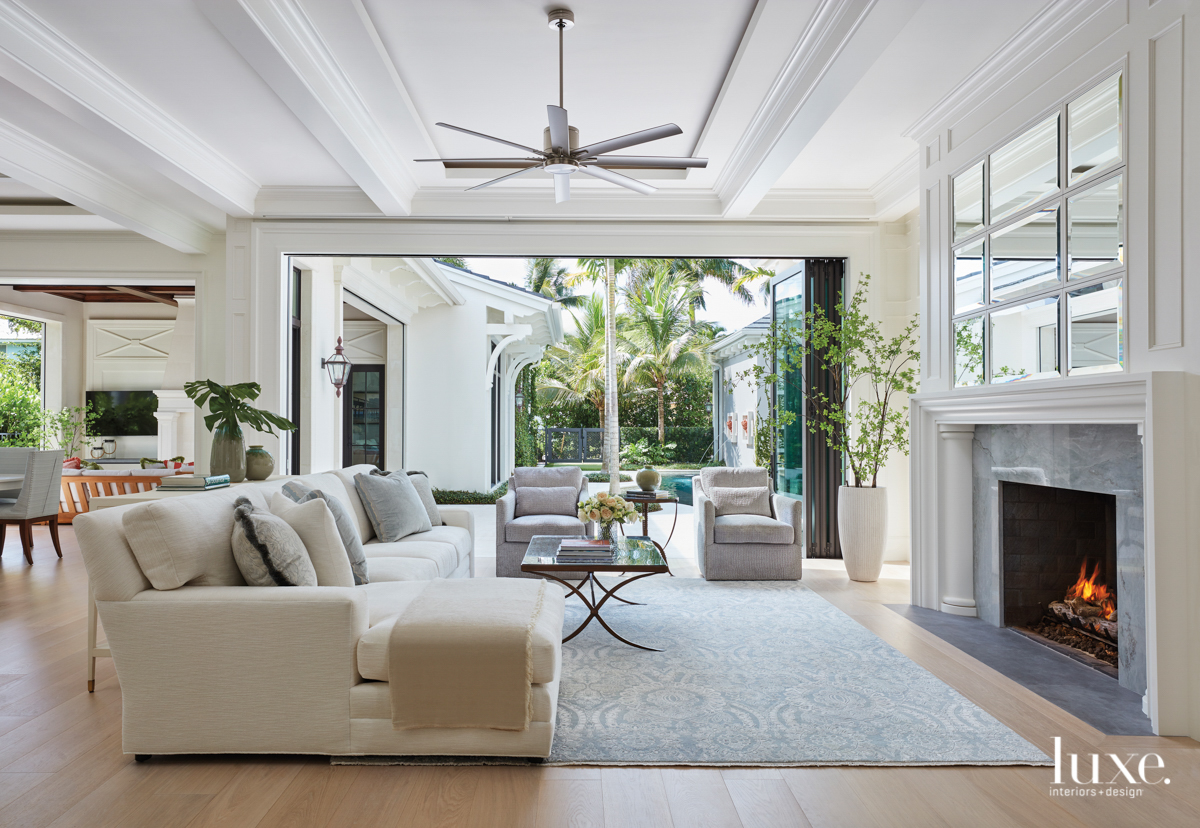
left=548, top=9, right=574, bottom=110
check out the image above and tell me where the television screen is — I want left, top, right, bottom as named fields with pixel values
left=87, top=391, right=159, bottom=436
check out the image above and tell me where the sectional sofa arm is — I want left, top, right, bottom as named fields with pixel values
left=439, top=506, right=475, bottom=545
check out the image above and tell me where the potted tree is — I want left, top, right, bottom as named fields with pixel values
left=184, top=380, right=295, bottom=482
left=736, top=274, right=919, bottom=581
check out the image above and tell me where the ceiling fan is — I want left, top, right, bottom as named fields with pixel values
left=415, top=8, right=707, bottom=203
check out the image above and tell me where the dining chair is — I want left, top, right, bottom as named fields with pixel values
left=0, top=450, right=65, bottom=564
left=0, top=447, right=33, bottom=499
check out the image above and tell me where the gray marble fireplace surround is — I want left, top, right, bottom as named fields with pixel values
left=972, top=424, right=1145, bottom=695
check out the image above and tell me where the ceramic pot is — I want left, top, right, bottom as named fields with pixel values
left=245, top=444, right=275, bottom=481
left=837, top=485, right=888, bottom=582
left=210, top=423, right=246, bottom=483
left=636, top=466, right=661, bottom=492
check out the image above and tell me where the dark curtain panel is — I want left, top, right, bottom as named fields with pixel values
left=805, top=258, right=845, bottom=559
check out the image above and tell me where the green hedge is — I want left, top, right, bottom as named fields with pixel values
left=433, top=482, right=507, bottom=505
left=584, top=471, right=632, bottom=483
left=618, top=426, right=713, bottom=464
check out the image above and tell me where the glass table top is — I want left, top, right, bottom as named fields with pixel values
left=522, top=535, right=666, bottom=570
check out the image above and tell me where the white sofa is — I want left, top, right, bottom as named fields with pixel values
left=73, top=465, right=565, bottom=758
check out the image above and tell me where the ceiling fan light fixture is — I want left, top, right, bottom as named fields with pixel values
left=547, top=9, right=575, bottom=30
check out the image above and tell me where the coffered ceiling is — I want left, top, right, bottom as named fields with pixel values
left=0, top=0, right=1055, bottom=252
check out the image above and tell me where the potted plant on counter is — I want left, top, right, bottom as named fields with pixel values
left=736, top=274, right=919, bottom=581
left=184, top=380, right=295, bottom=482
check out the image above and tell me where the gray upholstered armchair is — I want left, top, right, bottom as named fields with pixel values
left=692, top=467, right=803, bottom=581
left=496, top=467, right=591, bottom=578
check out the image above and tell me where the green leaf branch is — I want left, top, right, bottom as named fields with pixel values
left=183, top=380, right=296, bottom=436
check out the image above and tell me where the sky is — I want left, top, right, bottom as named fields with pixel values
left=461, top=258, right=774, bottom=334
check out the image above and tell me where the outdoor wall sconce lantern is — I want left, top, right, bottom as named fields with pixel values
left=515, top=391, right=525, bottom=410
left=322, top=337, right=352, bottom=397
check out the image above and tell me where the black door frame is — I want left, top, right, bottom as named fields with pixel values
left=343, top=363, right=386, bottom=468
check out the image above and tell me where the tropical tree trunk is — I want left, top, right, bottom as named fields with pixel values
left=657, top=381, right=666, bottom=444
left=605, top=258, right=620, bottom=494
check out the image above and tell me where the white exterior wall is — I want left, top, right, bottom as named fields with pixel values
left=713, top=348, right=768, bottom=468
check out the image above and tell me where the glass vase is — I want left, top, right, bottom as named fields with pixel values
left=210, top=422, right=246, bottom=483
left=596, top=521, right=614, bottom=542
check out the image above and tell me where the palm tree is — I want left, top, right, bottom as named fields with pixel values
left=622, top=268, right=708, bottom=443
left=525, top=258, right=584, bottom=307
left=536, top=294, right=627, bottom=428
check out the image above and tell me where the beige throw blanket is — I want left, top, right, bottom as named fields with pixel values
left=389, top=578, right=547, bottom=732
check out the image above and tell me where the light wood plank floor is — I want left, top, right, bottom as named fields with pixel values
left=1, top=526, right=1197, bottom=827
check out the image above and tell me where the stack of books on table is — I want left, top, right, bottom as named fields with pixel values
left=626, top=489, right=673, bottom=501
left=156, top=474, right=231, bottom=492
left=556, top=538, right=614, bottom=563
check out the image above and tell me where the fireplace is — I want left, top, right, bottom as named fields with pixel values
left=999, top=481, right=1119, bottom=670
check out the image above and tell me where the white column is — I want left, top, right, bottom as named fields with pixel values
left=938, top=423, right=976, bottom=616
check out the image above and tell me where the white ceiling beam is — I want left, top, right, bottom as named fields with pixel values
left=0, top=0, right=257, bottom=217
left=0, top=115, right=212, bottom=253
left=199, top=0, right=422, bottom=217
left=717, top=0, right=921, bottom=218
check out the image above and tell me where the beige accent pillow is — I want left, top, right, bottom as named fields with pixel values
left=122, top=486, right=268, bottom=589
left=270, top=493, right=354, bottom=587
left=708, top=485, right=773, bottom=517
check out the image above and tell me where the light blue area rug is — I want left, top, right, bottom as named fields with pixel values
left=548, top=577, right=1050, bottom=766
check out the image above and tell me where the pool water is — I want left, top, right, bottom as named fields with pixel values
left=659, top=472, right=695, bottom=506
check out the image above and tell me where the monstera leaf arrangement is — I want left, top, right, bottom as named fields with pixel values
left=184, top=380, right=294, bottom=482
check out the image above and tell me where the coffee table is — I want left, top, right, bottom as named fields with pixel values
left=522, top=535, right=668, bottom=651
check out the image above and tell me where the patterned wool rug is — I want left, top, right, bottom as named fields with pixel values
left=543, top=576, right=1050, bottom=766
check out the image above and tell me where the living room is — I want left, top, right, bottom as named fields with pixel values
left=1, top=1, right=1199, bottom=826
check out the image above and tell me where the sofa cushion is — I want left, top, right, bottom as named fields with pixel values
left=514, top=485, right=579, bottom=518
left=364, top=556, right=440, bottom=583
left=395, top=525, right=471, bottom=566
left=356, top=586, right=565, bottom=684
left=122, top=486, right=268, bottom=589
left=504, top=514, right=586, bottom=544
left=712, top=514, right=794, bottom=545
left=269, top=493, right=354, bottom=587
left=230, top=497, right=317, bottom=587
left=282, top=481, right=369, bottom=585
left=700, top=466, right=771, bottom=494
left=511, top=466, right=583, bottom=492
left=709, top=485, right=773, bottom=518
left=363, top=538, right=457, bottom=578
left=355, top=472, right=432, bottom=542
left=329, top=465, right=379, bottom=542
left=405, top=472, right=442, bottom=527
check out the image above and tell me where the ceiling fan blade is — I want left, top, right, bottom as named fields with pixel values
left=466, top=165, right=542, bottom=191
left=577, top=164, right=656, bottom=195
left=574, top=124, right=683, bottom=157
left=587, top=155, right=708, bottom=169
left=416, top=158, right=541, bottom=169
left=554, top=174, right=570, bottom=203
left=547, top=105, right=570, bottom=152
left=435, top=122, right=543, bottom=155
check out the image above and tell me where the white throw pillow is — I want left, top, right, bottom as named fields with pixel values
left=230, top=497, right=316, bottom=587
left=406, top=471, right=443, bottom=527
left=708, top=485, right=773, bottom=518
left=270, top=493, right=354, bottom=587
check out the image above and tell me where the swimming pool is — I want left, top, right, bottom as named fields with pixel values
left=658, top=472, right=695, bottom=505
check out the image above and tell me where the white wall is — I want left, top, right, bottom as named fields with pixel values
left=714, top=350, right=767, bottom=468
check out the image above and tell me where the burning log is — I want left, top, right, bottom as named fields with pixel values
left=1048, top=600, right=1118, bottom=643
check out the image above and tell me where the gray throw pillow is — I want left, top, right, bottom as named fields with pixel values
left=230, top=497, right=316, bottom=587
left=372, top=469, right=442, bottom=527
left=514, top=485, right=580, bottom=517
left=282, top=481, right=369, bottom=585
left=709, top=485, right=773, bottom=518
left=355, top=471, right=432, bottom=542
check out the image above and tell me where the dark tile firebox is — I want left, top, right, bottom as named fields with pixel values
left=1000, top=481, right=1117, bottom=629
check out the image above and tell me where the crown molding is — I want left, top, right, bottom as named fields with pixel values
left=0, top=116, right=212, bottom=253
left=716, top=0, right=922, bottom=218
left=200, top=0, right=420, bottom=217
left=869, top=151, right=919, bottom=221
left=0, top=0, right=258, bottom=216
left=902, top=0, right=1115, bottom=144
left=255, top=185, right=383, bottom=217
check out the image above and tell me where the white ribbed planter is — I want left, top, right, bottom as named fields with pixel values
left=838, top=485, right=888, bottom=582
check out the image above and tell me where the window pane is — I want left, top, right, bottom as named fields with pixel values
left=954, top=315, right=985, bottom=387
left=953, top=162, right=984, bottom=242
left=990, top=207, right=1059, bottom=303
left=1069, top=72, right=1122, bottom=184
left=1069, top=278, right=1122, bottom=375
left=991, top=296, right=1059, bottom=383
left=954, top=240, right=985, bottom=314
left=1068, top=174, right=1123, bottom=279
left=990, top=115, right=1058, bottom=223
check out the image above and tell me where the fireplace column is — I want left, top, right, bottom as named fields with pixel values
left=938, top=423, right=976, bottom=616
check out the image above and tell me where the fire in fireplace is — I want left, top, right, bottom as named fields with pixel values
left=999, top=481, right=1119, bottom=671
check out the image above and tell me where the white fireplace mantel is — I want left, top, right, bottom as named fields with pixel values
left=908, top=371, right=1200, bottom=738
